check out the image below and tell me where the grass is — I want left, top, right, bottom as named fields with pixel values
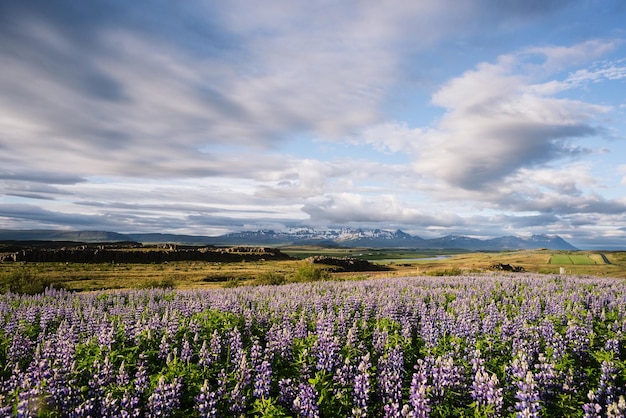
left=1, top=249, right=625, bottom=293
left=0, top=260, right=299, bottom=292
left=550, top=254, right=574, bottom=264
left=549, top=253, right=607, bottom=265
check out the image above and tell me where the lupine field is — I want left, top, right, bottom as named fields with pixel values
left=1, top=273, right=625, bottom=417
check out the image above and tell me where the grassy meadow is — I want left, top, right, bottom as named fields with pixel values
left=1, top=248, right=625, bottom=293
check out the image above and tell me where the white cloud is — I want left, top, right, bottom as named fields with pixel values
left=3, top=0, right=581, bottom=182
left=1, top=1, right=626, bottom=246
left=357, top=122, right=424, bottom=154
left=565, top=60, right=626, bottom=86
left=522, top=40, right=619, bottom=74
left=393, top=42, right=612, bottom=191
left=356, top=42, right=618, bottom=196
left=302, top=192, right=463, bottom=226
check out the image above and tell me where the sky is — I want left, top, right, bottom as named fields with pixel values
left=1, top=1, right=626, bottom=249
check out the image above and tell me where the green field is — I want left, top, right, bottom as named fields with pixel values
left=549, top=253, right=606, bottom=265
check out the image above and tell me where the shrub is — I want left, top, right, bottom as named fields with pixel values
left=254, top=271, right=287, bottom=286
left=291, top=263, right=330, bottom=282
left=140, top=277, right=175, bottom=289
left=223, top=278, right=241, bottom=288
left=425, top=267, right=463, bottom=276
left=0, top=269, right=61, bottom=295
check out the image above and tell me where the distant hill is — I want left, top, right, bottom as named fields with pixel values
left=125, top=233, right=217, bottom=246
left=424, top=234, right=577, bottom=251
left=0, top=230, right=130, bottom=243
left=0, top=228, right=579, bottom=250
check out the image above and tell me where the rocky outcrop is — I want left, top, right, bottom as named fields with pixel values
left=305, top=256, right=390, bottom=272
left=490, top=263, right=525, bottom=272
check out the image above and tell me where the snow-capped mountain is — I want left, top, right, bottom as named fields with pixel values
left=213, top=228, right=576, bottom=250
left=0, top=228, right=579, bottom=250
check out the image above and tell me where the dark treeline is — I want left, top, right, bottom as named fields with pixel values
left=0, top=242, right=292, bottom=263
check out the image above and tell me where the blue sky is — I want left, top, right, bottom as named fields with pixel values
left=1, top=0, right=626, bottom=249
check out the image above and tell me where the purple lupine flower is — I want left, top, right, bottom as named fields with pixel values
left=377, top=345, right=404, bottom=417
left=4, top=363, right=23, bottom=396
left=180, top=336, right=193, bottom=363
left=293, top=382, right=320, bottom=418
left=0, top=395, right=11, bottom=418
left=470, top=349, right=484, bottom=374
left=431, top=355, right=461, bottom=399
left=372, top=326, right=389, bottom=354
left=216, top=368, right=228, bottom=399
left=509, top=353, right=529, bottom=380
left=164, top=309, right=180, bottom=337
left=195, top=380, right=218, bottom=418
left=198, top=340, right=212, bottom=367
left=294, top=313, right=309, bottom=339
left=147, top=376, right=182, bottom=417
left=352, top=352, right=371, bottom=418
left=250, top=338, right=263, bottom=369
left=7, top=332, right=34, bottom=363
left=420, top=315, right=440, bottom=348
left=102, top=354, right=115, bottom=383
left=548, top=333, right=567, bottom=362
left=278, top=378, right=297, bottom=408
left=471, top=367, right=503, bottom=416
left=228, top=352, right=251, bottom=413
left=228, top=327, right=244, bottom=366
left=97, top=323, right=115, bottom=349
left=275, top=325, right=294, bottom=362
left=100, top=391, right=120, bottom=418
left=158, top=334, right=171, bottom=361
left=400, top=317, right=413, bottom=343
left=404, top=359, right=431, bottom=418
left=565, top=321, right=590, bottom=358
left=583, top=390, right=602, bottom=418
left=509, top=354, right=541, bottom=418
left=119, top=390, right=141, bottom=418
left=605, top=338, right=620, bottom=354
left=16, top=387, right=40, bottom=418
left=88, top=356, right=114, bottom=406
left=73, top=397, right=95, bottom=418
left=606, top=395, right=626, bottom=418
left=47, top=364, right=79, bottom=412
left=315, top=330, right=340, bottom=372
left=229, top=381, right=248, bottom=414
left=597, top=360, right=617, bottom=405
left=299, top=348, right=313, bottom=381
left=117, top=361, right=130, bottom=387
left=334, top=356, right=355, bottom=387
left=345, top=322, right=359, bottom=348
left=514, top=371, right=541, bottom=418
left=134, top=354, right=149, bottom=395
left=253, top=359, right=272, bottom=399
left=534, top=353, right=557, bottom=402
left=209, top=329, right=222, bottom=362
left=264, top=324, right=281, bottom=361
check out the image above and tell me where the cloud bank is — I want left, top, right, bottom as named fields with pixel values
left=1, top=0, right=626, bottom=248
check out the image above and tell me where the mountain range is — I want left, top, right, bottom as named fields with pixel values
left=0, top=228, right=578, bottom=250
